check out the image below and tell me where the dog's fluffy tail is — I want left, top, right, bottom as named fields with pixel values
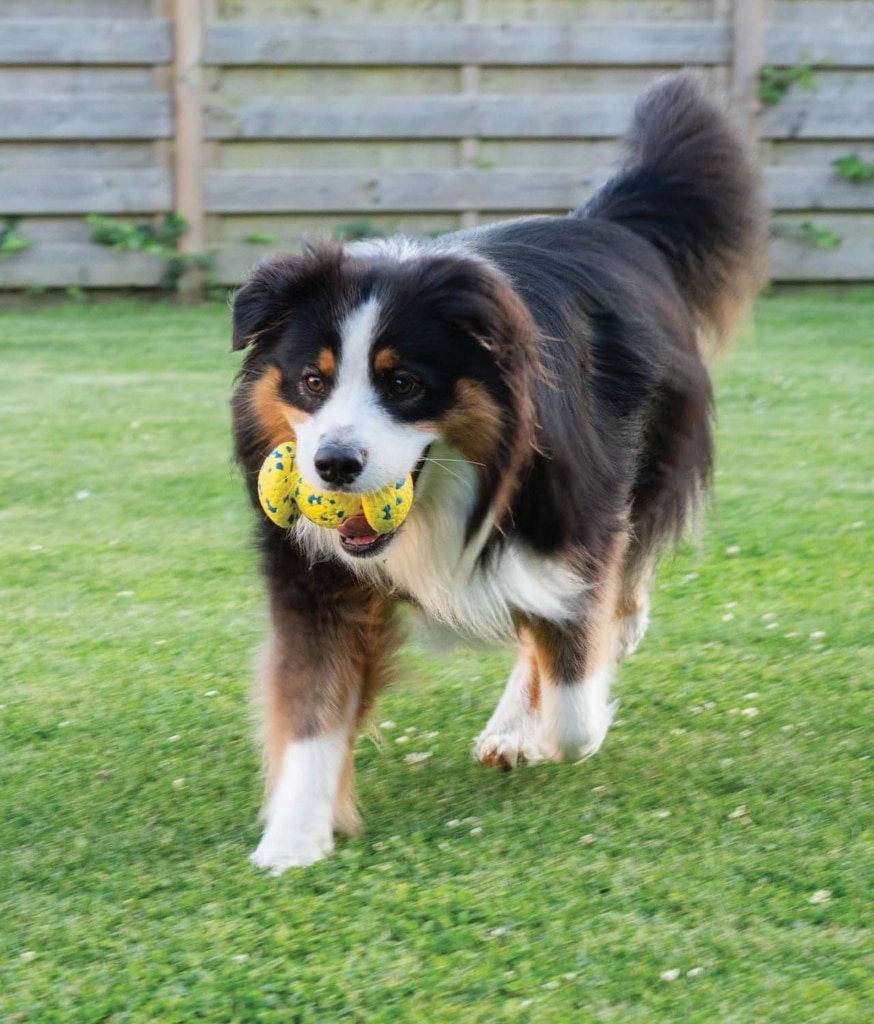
left=579, top=71, right=767, bottom=345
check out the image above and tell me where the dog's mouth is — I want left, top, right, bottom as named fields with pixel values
left=337, top=449, right=430, bottom=559
left=337, top=514, right=394, bottom=558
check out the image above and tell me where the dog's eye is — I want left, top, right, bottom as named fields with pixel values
left=304, top=373, right=325, bottom=394
left=390, top=373, right=418, bottom=397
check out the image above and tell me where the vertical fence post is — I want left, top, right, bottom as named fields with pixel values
left=173, top=0, right=204, bottom=296
left=459, top=0, right=480, bottom=230
left=732, top=0, right=766, bottom=142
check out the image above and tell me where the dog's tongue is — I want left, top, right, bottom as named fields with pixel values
left=338, top=514, right=379, bottom=542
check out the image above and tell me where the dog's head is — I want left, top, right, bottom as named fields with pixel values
left=232, top=242, right=538, bottom=558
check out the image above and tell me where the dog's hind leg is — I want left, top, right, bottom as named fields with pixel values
left=474, top=630, right=542, bottom=768
left=615, top=543, right=655, bottom=660
left=529, top=531, right=630, bottom=763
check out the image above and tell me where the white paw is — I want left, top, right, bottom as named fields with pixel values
left=474, top=726, right=542, bottom=769
left=250, top=823, right=334, bottom=875
left=616, top=605, right=649, bottom=660
left=539, top=697, right=619, bottom=763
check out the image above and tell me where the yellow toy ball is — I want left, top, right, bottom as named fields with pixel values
left=257, top=442, right=301, bottom=528
left=257, top=441, right=415, bottom=534
left=361, top=476, right=415, bottom=534
left=295, top=474, right=364, bottom=527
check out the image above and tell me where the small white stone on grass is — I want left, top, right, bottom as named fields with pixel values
left=117, top=590, right=134, bottom=598
left=810, top=630, right=826, bottom=640
left=470, top=826, right=483, bottom=837
left=728, top=805, right=747, bottom=819
left=404, top=751, right=432, bottom=765
left=660, top=968, right=681, bottom=982
left=687, top=967, right=705, bottom=978
left=204, top=689, right=218, bottom=697
left=808, top=889, right=831, bottom=905
left=172, top=777, right=185, bottom=790
left=394, top=735, right=409, bottom=744
left=743, top=692, right=760, bottom=700
left=20, top=951, right=36, bottom=962
left=654, top=809, right=672, bottom=819
left=378, top=720, right=395, bottom=730
left=741, top=707, right=759, bottom=718
left=725, top=545, right=741, bottom=556
left=446, top=819, right=461, bottom=828
left=76, top=490, right=90, bottom=500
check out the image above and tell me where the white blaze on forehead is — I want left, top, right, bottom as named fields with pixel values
left=294, top=295, right=437, bottom=494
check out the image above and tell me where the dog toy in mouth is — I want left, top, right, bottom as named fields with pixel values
left=257, top=441, right=414, bottom=534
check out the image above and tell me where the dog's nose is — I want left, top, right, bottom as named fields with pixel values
left=314, top=442, right=366, bottom=487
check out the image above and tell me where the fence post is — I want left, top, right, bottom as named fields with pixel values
left=173, top=0, right=205, bottom=297
left=731, top=0, right=765, bottom=141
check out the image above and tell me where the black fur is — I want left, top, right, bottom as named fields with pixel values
left=232, top=69, right=765, bottom=622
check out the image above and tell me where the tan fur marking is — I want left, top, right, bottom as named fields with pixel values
left=373, top=347, right=400, bottom=374
left=249, top=365, right=309, bottom=450
left=418, top=378, right=503, bottom=466
left=316, top=348, right=336, bottom=378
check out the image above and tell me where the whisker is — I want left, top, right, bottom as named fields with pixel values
left=422, top=456, right=485, bottom=468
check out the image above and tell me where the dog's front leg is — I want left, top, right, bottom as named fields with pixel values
left=250, top=547, right=394, bottom=874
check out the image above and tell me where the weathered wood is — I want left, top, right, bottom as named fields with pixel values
left=205, top=165, right=874, bottom=215
left=732, top=0, right=766, bottom=139
left=766, top=166, right=874, bottom=211
left=0, top=245, right=166, bottom=288
left=0, top=18, right=172, bottom=64
left=204, top=21, right=730, bottom=66
left=766, top=27, right=874, bottom=68
left=761, top=95, right=874, bottom=140
left=205, top=94, right=638, bottom=140
left=770, top=237, right=874, bottom=280
left=205, top=168, right=615, bottom=214
left=0, top=97, right=172, bottom=140
left=0, top=170, right=172, bottom=215
left=174, top=0, right=206, bottom=267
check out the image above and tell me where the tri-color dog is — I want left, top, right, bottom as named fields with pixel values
left=231, top=72, right=766, bottom=872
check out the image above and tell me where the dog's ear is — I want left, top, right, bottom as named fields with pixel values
left=231, top=255, right=303, bottom=351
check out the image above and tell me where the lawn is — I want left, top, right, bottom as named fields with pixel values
left=1, top=293, right=871, bottom=1022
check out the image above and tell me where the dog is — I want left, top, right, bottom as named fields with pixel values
left=231, top=72, right=766, bottom=873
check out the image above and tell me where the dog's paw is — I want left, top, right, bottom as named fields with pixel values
left=616, top=605, right=649, bottom=660
left=474, top=728, right=542, bottom=769
left=250, top=824, right=334, bottom=875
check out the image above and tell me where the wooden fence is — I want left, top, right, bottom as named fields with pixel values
left=1, top=0, right=873, bottom=290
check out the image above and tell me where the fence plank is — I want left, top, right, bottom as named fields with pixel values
left=0, top=245, right=166, bottom=288
left=765, top=27, right=874, bottom=68
left=205, top=165, right=874, bottom=215
left=206, top=168, right=610, bottom=213
left=174, top=0, right=206, bottom=264
left=0, top=97, right=172, bottom=140
left=0, top=18, right=172, bottom=64
left=205, top=94, right=638, bottom=140
left=761, top=95, right=874, bottom=139
left=0, top=170, right=172, bottom=214
left=204, top=21, right=729, bottom=67
left=770, top=237, right=874, bottom=280
left=766, top=166, right=874, bottom=210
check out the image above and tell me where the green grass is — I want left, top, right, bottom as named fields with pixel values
left=1, top=295, right=871, bottom=1022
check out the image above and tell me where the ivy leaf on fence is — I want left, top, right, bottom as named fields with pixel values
left=832, top=155, right=874, bottom=183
